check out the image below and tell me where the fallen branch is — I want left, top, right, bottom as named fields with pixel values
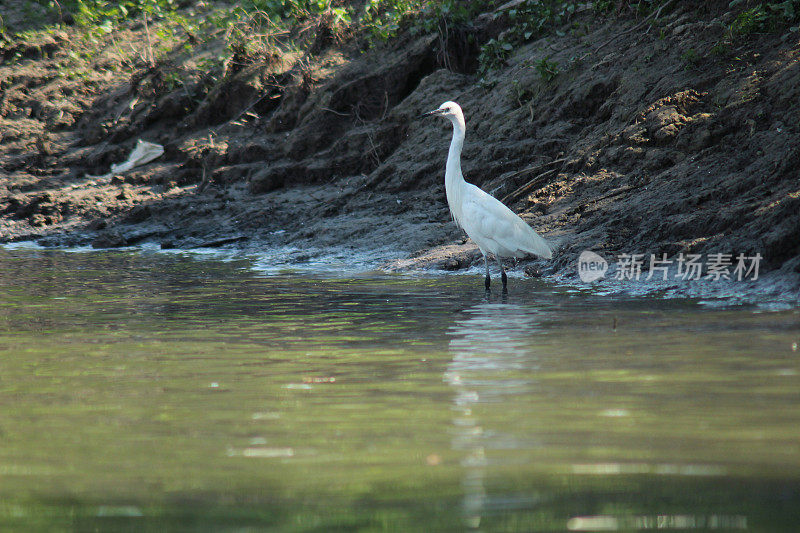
left=590, top=185, right=636, bottom=206
left=320, top=107, right=350, bottom=117
left=501, top=168, right=558, bottom=204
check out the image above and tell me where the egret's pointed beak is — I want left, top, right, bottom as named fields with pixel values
left=419, top=108, right=444, bottom=119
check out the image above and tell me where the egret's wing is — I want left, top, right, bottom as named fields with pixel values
left=461, top=185, right=552, bottom=259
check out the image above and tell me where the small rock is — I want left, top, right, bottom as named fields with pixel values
left=442, top=258, right=462, bottom=270
left=248, top=163, right=297, bottom=194
left=3, top=195, right=24, bottom=215
left=84, top=125, right=108, bottom=145
left=621, top=123, right=647, bottom=144
left=653, top=123, right=680, bottom=142
left=92, top=230, right=127, bottom=248
left=644, top=149, right=672, bottom=171
left=29, top=214, right=49, bottom=226
left=124, top=205, right=151, bottom=223
left=689, top=127, right=712, bottom=151
left=524, top=265, right=543, bottom=278
left=87, top=218, right=108, bottom=230
left=645, top=106, right=685, bottom=136
left=672, top=23, right=691, bottom=35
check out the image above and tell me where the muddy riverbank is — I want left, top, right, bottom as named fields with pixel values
left=1, top=1, right=798, bottom=301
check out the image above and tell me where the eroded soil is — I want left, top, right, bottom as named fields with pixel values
left=1, top=2, right=798, bottom=299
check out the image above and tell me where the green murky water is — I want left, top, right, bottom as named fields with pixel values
left=1, top=247, right=799, bottom=532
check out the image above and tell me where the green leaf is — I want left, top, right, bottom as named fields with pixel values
left=98, top=19, right=113, bottom=34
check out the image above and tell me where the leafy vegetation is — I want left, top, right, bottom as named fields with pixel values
left=594, top=0, right=617, bottom=13
left=359, top=0, right=416, bottom=42
left=473, top=1, right=581, bottom=79
left=535, top=56, right=560, bottom=81
left=680, top=47, right=701, bottom=69
left=31, top=0, right=350, bottom=27
left=477, top=37, right=514, bottom=77
left=243, top=0, right=351, bottom=25
left=4, top=0, right=799, bottom=95
left=34, top=0, right=178, bottom=27
left=359, top=0, right=491, bottom=44
left=729, top=0, right=800, bottom=35
left=706, top=1, right=800, bottom=59
left=502, top=0, right=579, bottom=42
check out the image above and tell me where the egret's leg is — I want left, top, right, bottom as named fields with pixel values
left=496, top=256, right=507, bottom=290
left=484, top=254, right=491, bottom=290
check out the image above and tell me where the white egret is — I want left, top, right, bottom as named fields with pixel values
left=421, top=101, right=552, bottom=291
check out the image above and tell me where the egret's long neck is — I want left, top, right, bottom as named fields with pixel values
left=445, top=114, right=466, bottom=226
left=445, top=116, right=465, bottom=185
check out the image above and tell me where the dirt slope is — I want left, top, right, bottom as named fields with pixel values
left=1, top=2, right=798, bottom=293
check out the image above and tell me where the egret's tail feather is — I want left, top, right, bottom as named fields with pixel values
left=522, top=229, right=552, bottom=259
left=511, top=217, right=552, bottom=259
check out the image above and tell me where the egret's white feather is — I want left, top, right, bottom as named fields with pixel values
left=433, top=101, right=553, bottom=265
left=460, top=184, right=552, bottom=259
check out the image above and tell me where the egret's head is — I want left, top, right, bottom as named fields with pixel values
left=420, top=101, right=463, bottom=120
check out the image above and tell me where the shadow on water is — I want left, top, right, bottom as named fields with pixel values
left=0, top=247, right=799, bottom=531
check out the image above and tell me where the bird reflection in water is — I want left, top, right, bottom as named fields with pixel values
left=444, top=300, right=544, bottom=529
